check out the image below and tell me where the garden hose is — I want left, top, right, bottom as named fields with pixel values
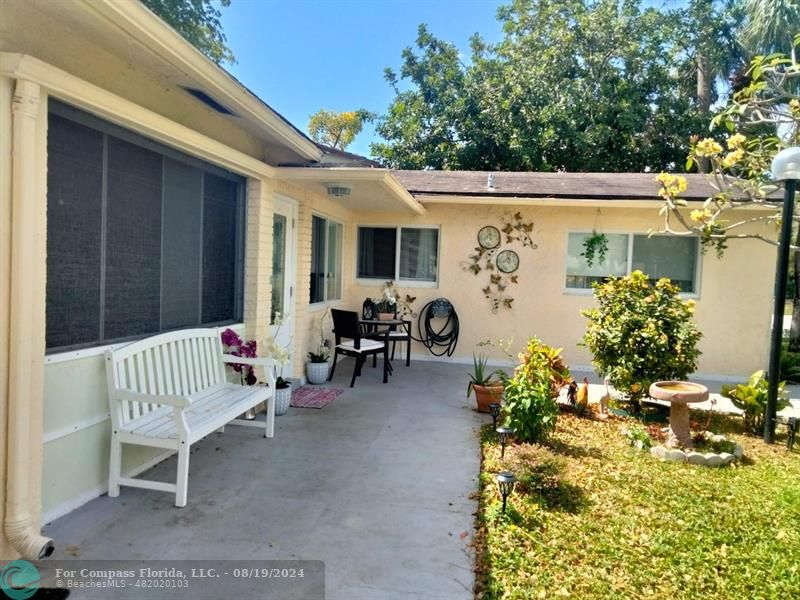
left=410, top=298, right=460, bottom=357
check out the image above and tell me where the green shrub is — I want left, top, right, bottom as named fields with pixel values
left=502, top=338, right=570, bottom=443
left=780, top=343, right=800, bottom=383
left=581, top=271, right=702, bottom=409
left=721, top=370, right=789, bottom=435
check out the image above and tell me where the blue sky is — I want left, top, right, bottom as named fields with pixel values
left=221, top=0, right=505, bottom=158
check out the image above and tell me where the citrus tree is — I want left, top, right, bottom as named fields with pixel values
left=582, top=271, right=702, bottom=409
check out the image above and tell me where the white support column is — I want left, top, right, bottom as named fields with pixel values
left=243, top=177, right=274, bottom=343
left=3, top=78, right=53, bottom=559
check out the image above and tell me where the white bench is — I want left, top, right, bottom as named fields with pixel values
left=104, top=328, right=276, bottom=507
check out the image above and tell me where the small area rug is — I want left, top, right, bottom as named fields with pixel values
left=290, top=386, right=344, bottom=409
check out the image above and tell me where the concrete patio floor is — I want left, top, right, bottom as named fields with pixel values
left=43, top=361, right=484, bottom=599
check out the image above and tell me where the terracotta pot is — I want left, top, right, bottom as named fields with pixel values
left=473, top=384, right=504, bottom=413
left=377, top=312, right=395, bottom=321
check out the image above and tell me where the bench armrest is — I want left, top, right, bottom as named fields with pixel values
left=221, top=355, right=277, bottom=390
left=115, top=389, right=191, bottom=408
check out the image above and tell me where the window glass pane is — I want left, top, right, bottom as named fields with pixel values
left=46, top=114, right=104, bottom=349
left=566, top=233, right=628, bottom=289
left=357, top=227, right=397, bottom=279
left=271, top=213, right=287, bottom=322
left=202, top=173, right=239, bottom=323
left=632, top=235, right=698, bottom=292
left=310, top=215, right=326, bottom=303
left=161, top=158, right=202, bottom=330
left=104, top=136, right=163, bottom=340
left=327, top=221, right=343, bottom=300
left=400, top=228, right=439, bottom=281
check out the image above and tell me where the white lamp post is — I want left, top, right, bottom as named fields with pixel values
left=766, top=147, right=800, bottom=443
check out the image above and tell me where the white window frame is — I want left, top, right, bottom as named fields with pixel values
left=563, top=230, right=702, bottom=299
left=310, top=212, right=344, bottom=306
left=355, top=224, right=441, bottom=288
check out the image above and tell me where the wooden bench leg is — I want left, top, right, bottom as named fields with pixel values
left=175, top=442, right=190, bottom=508
left=265, top=395, right=275, bottom=438
left=108, top=434, right=122, bottom=498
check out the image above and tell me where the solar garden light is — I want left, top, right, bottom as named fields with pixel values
left=496, top=471, right=517, bottom=514
left=765, top=147, right=800, bottom=443
left=488, top=402, right=501, bottom=429
left=496, top=426, right=513, bottom=458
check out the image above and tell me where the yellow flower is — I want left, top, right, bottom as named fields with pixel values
left=690, top=208, right=713, bottom=222
left=694, top=138, right=723, bottom=157
left=722, top=149, right=745, bottom=168
left=727, top=133, right=746, bottom=150
left=656, top=173, right=688, bottom=199
left=791, top=99, right=800, bottom=115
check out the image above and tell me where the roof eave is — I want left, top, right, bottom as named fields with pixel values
left=83, top=0, right=323, bottom=162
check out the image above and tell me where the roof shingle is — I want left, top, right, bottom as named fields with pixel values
left=392, top=170, right=719, bottom=200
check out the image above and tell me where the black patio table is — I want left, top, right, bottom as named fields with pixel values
left=358, top=318, right=412, bottom=369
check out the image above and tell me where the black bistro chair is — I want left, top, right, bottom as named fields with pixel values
left=329, top=309, right=390, bottom=387
left=362, top=298, right=412, bottom=367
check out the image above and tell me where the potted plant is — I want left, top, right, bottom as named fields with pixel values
left=306, top=349, right=330, bottom=384
left=220, top=328, right=262, bottom=419
left=273, top=374, right=292, bottom=415
left=373, top=284, right=397, bottom=320
left=306, top=307, right=331, bottom=384
left=261, top=312, right=293, bottom=416
left=467, top=353, right=504, bottom=413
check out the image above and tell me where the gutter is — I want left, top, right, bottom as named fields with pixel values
left=4, top=79, right=54, bottom=560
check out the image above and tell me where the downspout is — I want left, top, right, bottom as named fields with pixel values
left=4, top=79, right=54, bottom=559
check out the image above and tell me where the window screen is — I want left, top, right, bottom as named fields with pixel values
left=310, top=216, right=327, bottom=303
left=566, top=233, right=628, bottom=289
left=357, top=227, right=397, bottom=279
left=310, top=215, right=343, bottom=303
left=46, top=114, right=104, bottom=348
left=46, top=107, right=245, bottom=351
left=399, top=228, right=438, bottom=282
left=632, top=235, right=698, bottom=292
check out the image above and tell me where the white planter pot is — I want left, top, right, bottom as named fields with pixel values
left=275, top=386, right=292, bottom=416
left=306, top=361, right=330, bottom=385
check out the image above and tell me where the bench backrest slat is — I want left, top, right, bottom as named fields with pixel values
left=106, top=329, right=227, bottom=429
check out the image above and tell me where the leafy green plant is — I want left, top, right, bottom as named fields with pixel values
left=625, top=424, right=652, bottom=450
left=721, top=370, right=789, bottom=435
left=467, top=353, right=502, bottom=397
left=581, top=271, right=702, bottom=410
left=580, top=231, right=609, bottom=267
left=307, top=350, right=329, bottom=363
left=501, top=338, right=569, bottom=443
left=780, top=344, right=800, bottom=383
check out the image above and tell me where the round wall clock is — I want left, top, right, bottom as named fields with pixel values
left=496, top=249, right=520, bottom=273
left=478, top=225, right=501, bottom=249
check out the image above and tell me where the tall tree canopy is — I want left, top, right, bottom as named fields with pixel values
left=308, top=109, right=374, bottom=151
left=141, top=0, right=235, bottom=65
left=372, top=0, right=737, bottom=172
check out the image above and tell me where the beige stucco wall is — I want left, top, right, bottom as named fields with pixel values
left=347, top=203, right=774, bottom=378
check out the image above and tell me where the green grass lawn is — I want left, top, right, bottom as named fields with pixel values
left=475, top=412, right=800, bottom=599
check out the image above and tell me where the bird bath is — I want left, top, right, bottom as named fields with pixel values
left=649, top=381, right=709, bottom=447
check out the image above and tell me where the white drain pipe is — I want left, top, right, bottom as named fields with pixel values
left=4, top=78, right=53, bottom=559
